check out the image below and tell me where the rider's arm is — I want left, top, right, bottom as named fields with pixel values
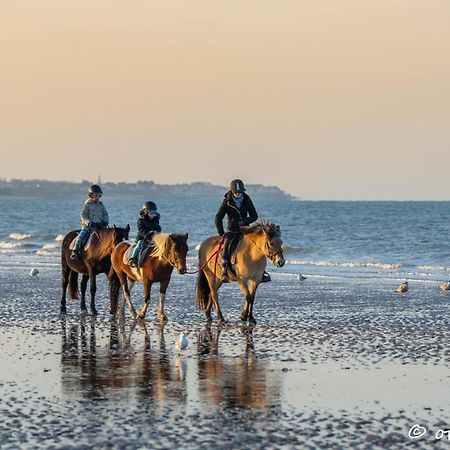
left=215, top=201, right=227, bottom=236
left=101, top=203, right=109, bottom=226
left=242, top=198, right=258, bottom=226
left=80, top=202, right=91, bottom=227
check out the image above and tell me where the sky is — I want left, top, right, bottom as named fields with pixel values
left=0, top=0, right=449, bottom=200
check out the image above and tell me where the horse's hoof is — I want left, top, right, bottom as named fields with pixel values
left=80, top=309, right=88, bottom=315
left=248, top=317, right=257, bottom=325
left=60, top=308, right=67, bottom=315
left=91, top=309, right=98, bottom=316
left=240, top=314, right=248, bottom=322
left=158, top=315, right=168, bottom=323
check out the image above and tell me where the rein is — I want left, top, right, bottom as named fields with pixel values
left=186, top=235, right=226, bottom=275
left=247, top=235, right=282, bottom=260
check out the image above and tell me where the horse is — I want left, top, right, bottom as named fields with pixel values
left=111, top=232, right=189, bottom=321
left=196, top=221, right=285, bottom=325
left=60, top=225, right=130, bottom=315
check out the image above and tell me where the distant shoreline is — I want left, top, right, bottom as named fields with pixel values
left=0, top=178, right=296, bottom=200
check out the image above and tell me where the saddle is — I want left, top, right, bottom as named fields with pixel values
left=69, top=231, right=95, bottom=252
left=123, top=241, right=154, bottom=268
left=223, top=232, right=243, bottom=273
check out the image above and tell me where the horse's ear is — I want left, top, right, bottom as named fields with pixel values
left=168, top=234, right=175, bottom=241
left=183, top=233, right=188, bottom=241
left=113, top=224, right=117, bottom=230
left=126, top=224, right=130, bottom=231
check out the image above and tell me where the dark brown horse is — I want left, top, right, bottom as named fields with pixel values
left=196, top=221, right=285, bottom=324
left=111, top=232, right=189, bottom=321
left=60, top=225, right=130, bottom=315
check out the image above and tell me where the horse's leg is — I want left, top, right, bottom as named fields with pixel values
left=138, top=280, right=152, bottom=319
left=80, top=274, right=89, bottom=314
left=119, top=273, right=137, bottom=320
left=60, top=262, right=70, bottom=314
left=88, top=270, right=98, bottom=316
left=238, top=281, right=251, bottom=322
left=205, top=271, right=225, bottom=323
left=157, top=280, right=169, bottom=323
left=247, top=280, right=259, bottom=325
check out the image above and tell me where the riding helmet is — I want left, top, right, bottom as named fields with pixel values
left=230, top=179, right=246, bottom=193
left=88, top=184, right=103, bottom=196
left=142, top=201, right=158, bottom=213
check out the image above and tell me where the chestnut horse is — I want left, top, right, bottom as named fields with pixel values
left=196, top=221, right=285, bottom=325
left=111, top=232, right=189, bottom=321
left=60, top=225, right=130, bottom=315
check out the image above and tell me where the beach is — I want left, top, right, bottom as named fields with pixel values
left=1, top=263, right=449, bottom=449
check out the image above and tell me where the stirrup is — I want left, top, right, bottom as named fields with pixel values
left=261, top=271, right=271, bottom=283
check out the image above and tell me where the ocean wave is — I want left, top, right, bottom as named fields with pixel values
left=285, top=259, right=402, bottom=270
left=9, top=233, right=32, bottom=240
left=0, top=241, right=21, bottom=249
left=55, top=234, right=65, bottom=241
left=417, top=265, right=450, bottom=272
left=35, top=249, right=59, bottom=257
left=41, top=242, right=61, bottom=250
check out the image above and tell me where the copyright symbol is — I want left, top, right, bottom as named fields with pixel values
left=409, top=424, right=427, bottom=439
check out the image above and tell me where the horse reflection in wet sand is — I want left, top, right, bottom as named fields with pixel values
left=60, top=318, right=187, bottom=404
left=111, top=233, right=188, bottom=321
left=197, top=325, right=281, bottom=410
left=196, top=221, right=285, bottom=324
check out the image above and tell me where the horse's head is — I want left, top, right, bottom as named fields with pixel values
left=112, top=224, right=130, bottom=245
left=242, top=221, right=285, bottom=268
left=165, top=233, right=189, bottom=274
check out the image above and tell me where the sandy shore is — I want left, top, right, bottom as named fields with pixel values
left=1, top=266, right=449, bottom=449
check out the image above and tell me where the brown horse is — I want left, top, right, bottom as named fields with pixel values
left=111, top=232, right=189, bottom=321
left=196, top=221, right=285, bottom=325
left=60, top=225, right=130, bottom=315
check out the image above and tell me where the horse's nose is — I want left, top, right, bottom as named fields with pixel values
left=277, top=258, right=285, bottom=268
left=179, top=268, right=187, bottom=275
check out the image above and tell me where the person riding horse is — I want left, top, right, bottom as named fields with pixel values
left=128, top=201, right=162, bottom=268
left=71, top=184, right=109, bottom=260
left=215, top=179, right=271, bottom=283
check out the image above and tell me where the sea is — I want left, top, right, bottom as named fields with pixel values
left=1, top=197, right=450, bottom=284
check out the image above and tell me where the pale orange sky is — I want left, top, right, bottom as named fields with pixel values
left=1, top=0, right=449, bottom=199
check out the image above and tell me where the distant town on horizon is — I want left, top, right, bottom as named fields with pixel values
left=0, top=177, right=295, bottom=200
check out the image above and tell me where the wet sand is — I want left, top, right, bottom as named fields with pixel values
left=1, top=267, right=449, bottom=449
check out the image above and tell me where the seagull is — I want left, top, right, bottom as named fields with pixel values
left=175, top=332, right=188, bottom=352
left=395, top=281, right=408, bottom=293
left=439, top=280, right=450, bottom=291
left=298, top=274, right=306, bottom=281
left=29, top=268, right=39, bottom=277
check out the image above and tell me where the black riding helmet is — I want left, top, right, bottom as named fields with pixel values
left=142, top=201, right=158, bottom=213
left=88, top=184, right=103, bottom=196
left=230, top=179, right=246, bottom=193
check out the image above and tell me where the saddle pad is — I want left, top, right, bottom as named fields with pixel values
left=123, top=243, right=136, bottom=264
left=69, top=232, right=95, bottom=251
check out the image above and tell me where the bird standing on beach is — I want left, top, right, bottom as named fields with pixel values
left=175, top=332, right=188, bottom=352
left=439, top=281, right=450, bottom=291
left=395, top=281, right=408, bottom=293
left=298, top=274, right=306, bottom=281
left=29, top=268, right=39, bottom=277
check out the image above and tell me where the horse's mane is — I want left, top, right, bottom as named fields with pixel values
left=246, top=220, right=281, bottom=238
left=150, top=233, right=170, bottom=259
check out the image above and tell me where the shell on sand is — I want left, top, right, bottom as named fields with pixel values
left=29, top=268, right=39, bottom=277
left=439, top=281, right=450, bottom=291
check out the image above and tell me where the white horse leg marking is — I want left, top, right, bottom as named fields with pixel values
left=157, top=293, right=167, bottom=321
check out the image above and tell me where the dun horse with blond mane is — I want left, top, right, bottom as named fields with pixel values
left=196, top=221, right=285, bottom=324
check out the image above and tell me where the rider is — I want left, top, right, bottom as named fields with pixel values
left=215, top=179, right=271, bottom=283
left=70, top=184, right=109, bottom=260
left=128, top=201, right=161, bottom=267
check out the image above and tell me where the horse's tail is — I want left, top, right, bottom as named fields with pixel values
left=108, top=267, right=121, bottom=315
left=68, top=270, right=79, bottom=300
left=196, top=269, right=210, bottom=311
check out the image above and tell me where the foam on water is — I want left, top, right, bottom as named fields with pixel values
left=9, top=233, right=32, bottom=240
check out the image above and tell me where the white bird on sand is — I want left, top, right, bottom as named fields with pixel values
left=175, top=333, right=188, bottom=352
left=395, top=281, right=408, bottom=293
left=439, top=280, right=450, bottom=291
left=29, top=268, right=39, bottom=277
left=298, top=274, right=306, bottom=281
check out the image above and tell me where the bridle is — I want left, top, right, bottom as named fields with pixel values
left=247, top=235, right=283, bottom=261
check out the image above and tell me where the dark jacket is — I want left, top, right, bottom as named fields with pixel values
left=136, top=212, right=161, bottom=240
left=215, top=191, right=258, bottom=236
